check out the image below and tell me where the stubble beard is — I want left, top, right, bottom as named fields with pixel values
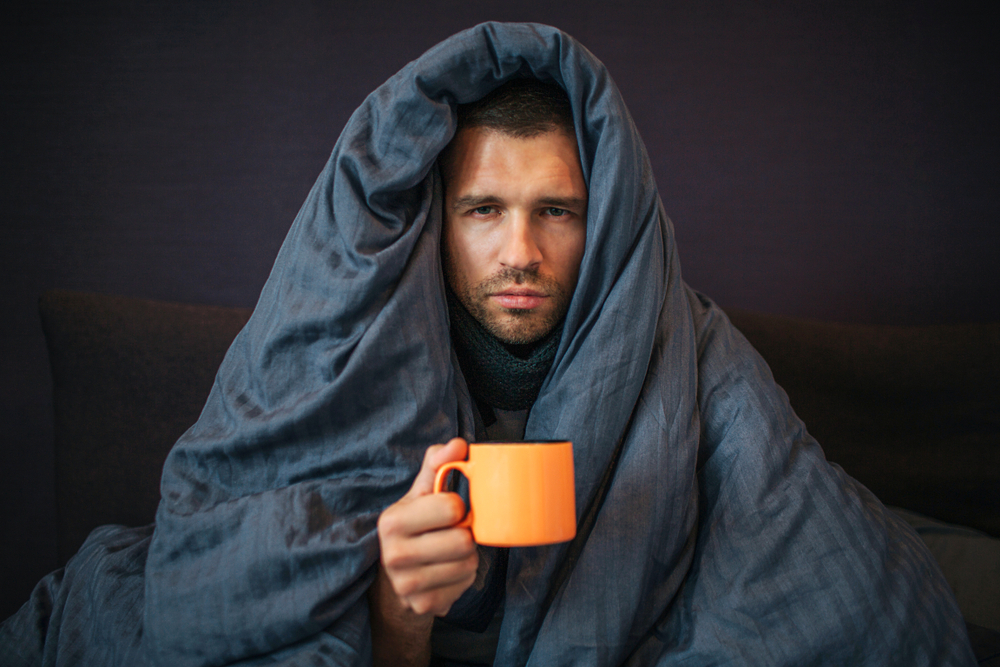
left=451, top=267, right=569, bottom=345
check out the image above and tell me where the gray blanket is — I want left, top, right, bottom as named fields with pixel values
left=1, top=22, right=975, bottom=666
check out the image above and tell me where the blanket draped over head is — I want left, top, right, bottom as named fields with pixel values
left=2, top=22, right=976, bottom=667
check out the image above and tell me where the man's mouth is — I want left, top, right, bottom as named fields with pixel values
left=491, top=287, right=548, bottom=310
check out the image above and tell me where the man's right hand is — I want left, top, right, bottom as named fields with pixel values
left=376, top=437, right=479, bottom=616
left=369, top=438, right=478, bottom=667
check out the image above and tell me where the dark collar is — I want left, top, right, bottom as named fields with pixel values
left=447, top=288, right=561, bottom=412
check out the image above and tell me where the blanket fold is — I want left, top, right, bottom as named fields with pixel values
left=1, top=21, right=975, bottom=667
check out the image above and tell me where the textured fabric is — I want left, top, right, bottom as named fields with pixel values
left=725, top=308, right=1000, bottom=538
left=892, top=507, right=1000, bottom=632
left=1, top=22, right=976, bottom=666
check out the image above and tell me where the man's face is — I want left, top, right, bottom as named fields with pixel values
left=441, top=127, right=588, bottom=345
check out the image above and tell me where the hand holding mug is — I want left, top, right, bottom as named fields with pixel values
left=375, top=438, right=478, bottom=617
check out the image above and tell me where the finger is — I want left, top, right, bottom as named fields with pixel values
left=388, top=551, right=477, bottom=597
left=379, top=493, right=470, bottom=541
left=381, top=522, right=476, bottom=570
left=405, top=577, right=478, bottom=617
left=396, top=562, right=479, bottom=615
left=406, top=437, right=468, bottom=498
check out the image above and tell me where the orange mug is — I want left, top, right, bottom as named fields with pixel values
left=432, top=441, right=576, bottom=547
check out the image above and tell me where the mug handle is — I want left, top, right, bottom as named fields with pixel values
left=432, top=461, right=473, bottom=529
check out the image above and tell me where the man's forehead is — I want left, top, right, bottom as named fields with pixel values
left=440, top=127, right=586, bottom=196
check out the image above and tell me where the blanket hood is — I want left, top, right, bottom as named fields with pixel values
left=142, top=22, right=973, bottom=667
left=146, top=21, right=684, bottom=665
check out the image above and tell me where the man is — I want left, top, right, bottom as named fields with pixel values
left=1, top=22, right=975, bottom=667
left=369, top=79, right=588, bottom=666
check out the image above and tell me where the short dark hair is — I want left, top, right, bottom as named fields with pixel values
left=456, top=78, right=574, bottom=138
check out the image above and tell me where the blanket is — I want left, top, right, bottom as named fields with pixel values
left=1, top=22, right=975, bottom=666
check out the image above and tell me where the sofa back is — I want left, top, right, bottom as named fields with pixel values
left=39, top=290, right=999, bottom=563
left=39, top=290, right=251, bottom=563
left=726, top=308, right=999, bottom=538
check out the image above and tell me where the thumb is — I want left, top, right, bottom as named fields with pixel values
left=406, top=437, right=468, bottom=499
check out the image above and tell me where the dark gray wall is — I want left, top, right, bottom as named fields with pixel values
left=3, top=0, right=997, bottom=619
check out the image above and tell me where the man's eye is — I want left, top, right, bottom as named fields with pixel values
left=473, top=206, right=494, bottom=215
left=547, top=207, right=568, bottom=217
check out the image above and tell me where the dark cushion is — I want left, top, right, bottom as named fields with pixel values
left=39, top=290, right=251, bottom=564
left=726, top=308, right=1000, bottom=538
left=39, top=290, right=999, bottom=566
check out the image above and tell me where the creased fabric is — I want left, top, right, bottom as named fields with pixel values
left=1, top=22, right=975, bottom=666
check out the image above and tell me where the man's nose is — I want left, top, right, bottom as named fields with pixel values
left=497, top=212, right=542, bottom=271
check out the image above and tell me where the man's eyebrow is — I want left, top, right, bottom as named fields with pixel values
left=449, top=195, right=588, bottom=212
left=450, top=194, right=501, bottom=211
left=538, top=196, right=587, bottom=211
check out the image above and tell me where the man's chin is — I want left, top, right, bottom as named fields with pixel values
left=484, top=310, right=556, bottom=345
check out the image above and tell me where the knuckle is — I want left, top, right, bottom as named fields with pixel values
left=382, top=542, right=413, bottom=570
left=381, top=550, right=403, bottom=571
left=447, top=496, right=469, bottom=523
left=377, top=508, right=401, bottom=536
left=409, top=597, right=433, bottom=616
left=422, top=444, right=443, bottom=466
left=447, top=526, right=475, bottom=557
left=458, top=529, right=475, bottom=552
left=393, top=574, right=419, bottom=598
